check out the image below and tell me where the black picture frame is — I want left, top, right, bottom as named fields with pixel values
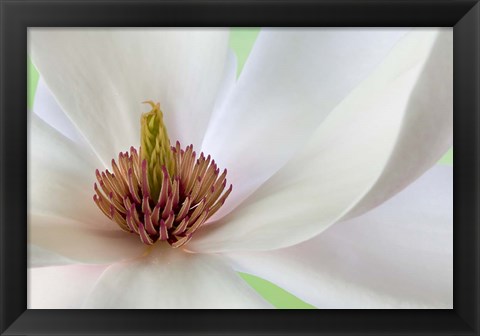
left=1, top=0, right=479, bottom=335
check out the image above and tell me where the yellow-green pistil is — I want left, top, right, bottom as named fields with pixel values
left=93, top=102, right=232, bottom=247
left=140, top=101, right=175, bottom=201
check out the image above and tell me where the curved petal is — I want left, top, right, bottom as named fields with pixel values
left=210, top=49, right=238, bottom=118
left=29, top=114, right=108, bottom=227
left=83, top=245, right=271, bottom=308
left=201, top=28, right=409, bottom=217
left=28, top=244, right=76, bottom=268
left=33, top=78, right=83, bottom=143
left=225, top=165, right=453, bottom=309
left=30, top=214, right=148, bottom=264
left=190, top=29, right=452, bottom=252
left=29, top=28, right=230, bottom=166
left=30, top=110, right=146, bottom=264
left=28, top=264, right=108, bottom=308
left=342, top=30, right=453, bottom=219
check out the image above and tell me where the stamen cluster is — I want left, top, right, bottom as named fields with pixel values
left=93, top=143, right=232, bottom=247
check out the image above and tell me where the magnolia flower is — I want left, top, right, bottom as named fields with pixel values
left=28, top=28, right=453, bottom=309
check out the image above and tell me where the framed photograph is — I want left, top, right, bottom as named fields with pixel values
left=1, top=0, right=479, bottom=335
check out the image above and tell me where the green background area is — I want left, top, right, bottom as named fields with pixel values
left=28, top=28, right=452, bottom=309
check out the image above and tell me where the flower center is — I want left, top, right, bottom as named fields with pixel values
left=93, top=101, right=232, bottom=247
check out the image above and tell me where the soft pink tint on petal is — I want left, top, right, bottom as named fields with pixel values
left=30, top=214, right=148, bottom=264
left=226, top=165, right=452, bottom=309
left=190, top=29, right=452, bottom=252
left=202, top=28, right=409, bottom=218
left=83, top=245, right=271, bottom=309
left=29, top=28, right=230, bottom=166
left=29, top=115, right=108, bottom=227
left=28, top=264, right=108, bottom=308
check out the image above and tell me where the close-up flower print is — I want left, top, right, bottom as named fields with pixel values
left=28, top=27, right=453, bottom=309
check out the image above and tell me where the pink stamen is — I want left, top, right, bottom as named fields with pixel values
left=93, top=142, right=232, bottom=248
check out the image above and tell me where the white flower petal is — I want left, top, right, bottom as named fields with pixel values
left=30, top=108, right=147, bottom=264
left=342, top=30, right=453, bottom=220
left=225, top=165, right=453, bottom=309
left=83, top=245, right=271, bottom=308
left=28, top=244, right=76, bottom=268
left=190, top=29, right=452, bottom=252
left=29, top=114, right=108, bottom=227
left=201, top=28, right=409, bottom=217
left=210, top=49, right=238, bottom=118
left=28, top=264, right=107, bottom=308
left=33, top=78, right=83, bottom=143
left=30, top=214, right=148, bottom=264
left=29, top=28, right=230, bottom=166
left=30, top=114, right=107, bottom=226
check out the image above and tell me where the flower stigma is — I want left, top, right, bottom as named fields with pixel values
left=93, top=101, right=232, bottom=248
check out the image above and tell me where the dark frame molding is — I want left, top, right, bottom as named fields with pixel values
left=1, top=0, right=479, bottom=335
